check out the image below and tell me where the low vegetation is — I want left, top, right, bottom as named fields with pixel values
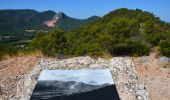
left=0, top=45, right=18, bottom=60
left=0, top=8, right=170, bottom=60
left=29, top=8, right=170, bottom=57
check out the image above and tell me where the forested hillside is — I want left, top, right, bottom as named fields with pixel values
left=0, top=9, right=55, bottom=35
left=30, top=8, right=170, bottom=57
left=0, top=9, right=100, bottom=35
left=0, top=9, right=100, bottom=45
left=1, top=8, right=170, bottom=59
left=65, top=8, right=170, bottom=56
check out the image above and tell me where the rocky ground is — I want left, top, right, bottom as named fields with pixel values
left=0, top=56, right=40, bottom=99
left=134, top=54, right=170, bottom=100
left=0, top=55, right=169, bottom=100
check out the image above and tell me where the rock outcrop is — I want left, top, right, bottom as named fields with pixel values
left=43, top=12, right=63, bottom=27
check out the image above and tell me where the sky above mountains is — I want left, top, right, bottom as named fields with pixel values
left=0, top=0, right=170, bottom=22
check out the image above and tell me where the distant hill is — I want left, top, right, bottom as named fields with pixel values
left=55, top=13, right=100, bottom=31
left=0, top=8, right=169, bottom=57
left=0, top=9, right=100, bottom=36
left=0, top=9, right=100, bottom=45
left=65, top=8, right=170, bottom=56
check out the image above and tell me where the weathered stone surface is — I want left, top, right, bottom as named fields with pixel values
left=158, top=56, right=170, bottom=64
left=134, top=56, right=152, bottom=65
left=7, top=56, right=149, bottom=100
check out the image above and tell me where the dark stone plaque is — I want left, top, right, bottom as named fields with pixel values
left=30, top=70, right=120, bottom=100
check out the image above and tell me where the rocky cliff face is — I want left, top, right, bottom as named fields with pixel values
left=1, top=56, right=149, bottom=100
left=43, top=12, right=64, bottom=27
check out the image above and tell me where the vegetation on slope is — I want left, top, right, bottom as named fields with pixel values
left=0, top=8, right=170, bottom=60
left=0, top=9, right=100, bottom=45
left=0, top=9, right=100, bottom=35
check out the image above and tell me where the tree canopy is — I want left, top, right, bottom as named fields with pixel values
left=28, top=8, right=170, bottom=57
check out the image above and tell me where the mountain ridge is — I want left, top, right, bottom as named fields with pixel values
left=0, top=9, right=100, bottom=35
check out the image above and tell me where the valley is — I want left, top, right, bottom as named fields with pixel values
left=0, top=9, right=100, bottom=45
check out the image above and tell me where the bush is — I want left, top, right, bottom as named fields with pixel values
left=30, top=31, right=48, bottom=50
left=87, top=43, right=102, bottom=56
left=0, top=45, right=18, bottom=60
left=28, top=9, right=170, bottom=57
left=110, top=40, right=150, bottom=56
left=159, top=40, right=170, bottom=57
left=130, top=41, right=150, bottom=56
left=29, top=28, right=68, bottom=56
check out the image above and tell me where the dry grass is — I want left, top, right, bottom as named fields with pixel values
left=0, top=54, right=11, bottom=61
left=101, top=53, right=113, bottom=60
left=151, top=47, right=162, bottom=58
left=160, top=63, right=170, bottom=68
left=18, top=50, right=43, bottom=57
left=0, top=50, right=43, bottom=61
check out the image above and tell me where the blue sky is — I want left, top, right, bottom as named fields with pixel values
left=0, top=0, right=170, bottom=22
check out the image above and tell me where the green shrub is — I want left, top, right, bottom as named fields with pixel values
left=109, top=40, right=150, bottom=56
left=159, top=40, right=170, bottom=57
left=73, top=44, right=87, bottom=56
left=0, top=45, right=18, bottom=60
left=130, top=41, right=150, bottom=56
left=87, top=43, right=102, bottom=56
left=29, top=9, right=170, bottom=57
left=29, top=28, right=68, bottom=56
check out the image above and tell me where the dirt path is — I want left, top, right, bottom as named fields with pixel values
left=134, top=54, right=170, bottom=100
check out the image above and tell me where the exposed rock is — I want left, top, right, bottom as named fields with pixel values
left=43, top=12, right=64, bottom=27
left=134, top=56, right=152, bottom=65
left=158, top=56, right=170, bottom=64
left=110, top=57, right=149, bottom=100
left=0, top=57, right=39, bottom=100
left=15, top=67, right=41, bottom=100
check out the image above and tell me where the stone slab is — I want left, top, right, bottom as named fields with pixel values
left=30, top=69, right=120, bottom=100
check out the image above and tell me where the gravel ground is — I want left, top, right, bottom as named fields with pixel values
left=134, top=54, right=170, bottom=100
left=0, top=56, right=40, bottom=98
